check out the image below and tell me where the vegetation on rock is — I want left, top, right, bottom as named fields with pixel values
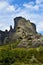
left=0, top=45, right=43, bottom=65
left=0, top=17, right=43, bottom=65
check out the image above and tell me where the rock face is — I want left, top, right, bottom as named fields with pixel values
left=0, top=16, right=43, bottom=48
left=14, top=17, right=36, bottom=34
left=13, top=17, right=37, bottom=39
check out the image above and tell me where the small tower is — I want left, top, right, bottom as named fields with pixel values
left=10, top=25, right=13, bottom=32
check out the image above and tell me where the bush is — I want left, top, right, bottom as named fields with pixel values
left=0, top=46, right=43, bottom=65
left=35, top=47, right=43, bottom=63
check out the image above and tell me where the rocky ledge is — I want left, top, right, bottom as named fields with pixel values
left=0, top=16, right=43, bottom=48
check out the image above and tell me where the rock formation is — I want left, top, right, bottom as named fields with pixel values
left=0, top=16, right=43, bottom=48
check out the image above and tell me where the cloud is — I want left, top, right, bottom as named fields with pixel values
left=12, top=6, right=43, bottom=32
left=0, top=0, right=16, bottom=31
left=22, top=1, right=43, bottom=33
left=6, top=5, right=15, bottom=12
left=37, top=21, right=43, bottom=32
left=0, top=0, right=43, bottom=34
left=0, top=1, right=7, bottom=10
left=36, top=0, right=43, bottom=4
left=23, top=3, right=39, bottom=11
left=0, top=1, right=16, bottom=12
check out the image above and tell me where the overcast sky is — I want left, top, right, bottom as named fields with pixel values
left=0, top=0, right=43, bottom=34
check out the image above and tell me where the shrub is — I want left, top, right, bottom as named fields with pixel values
left=0, top=46, right=43, bottom=64
left=35, top=47, right=43, bottom=63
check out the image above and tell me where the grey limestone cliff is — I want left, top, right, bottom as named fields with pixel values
left=0, top=16, right=43, bottom=48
